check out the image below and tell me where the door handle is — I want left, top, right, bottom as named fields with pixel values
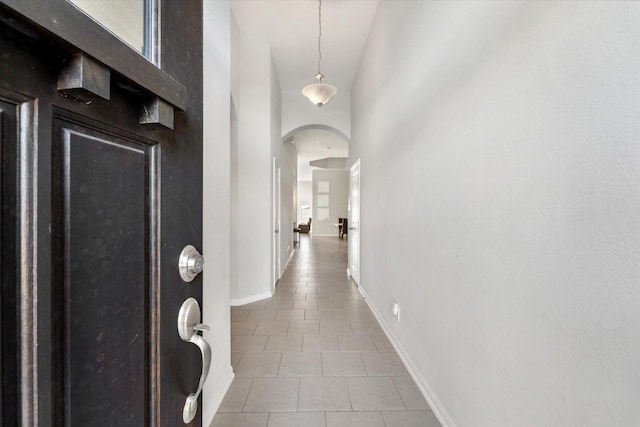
left=177, top=298, right=211, bottom=424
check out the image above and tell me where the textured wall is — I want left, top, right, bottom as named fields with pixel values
left=230, top=28, right=273, bottom=304
left=350, top=2, right=640, bottom=425
left=312, top=169, right=349, bottom=236
left=202, top=0, right=233, bottom=423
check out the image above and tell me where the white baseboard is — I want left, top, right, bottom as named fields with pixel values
left=203, top=365, right=234, bottom=427
left=230, top=291, right=272, bottom=307
left=284, top=250, right=295, bottom=270
left=357, top=285, right=456, bottom=427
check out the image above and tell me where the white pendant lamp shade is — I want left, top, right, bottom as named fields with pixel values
left=302, top=0, right=337, bottom=107
left=302, top=79, right=337, bottom=107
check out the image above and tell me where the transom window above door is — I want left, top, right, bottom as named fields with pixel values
left=68, top=0, right=153, bottom=59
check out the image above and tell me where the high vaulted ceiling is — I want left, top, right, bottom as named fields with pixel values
left=231, top=0, right=378, bottom=95
left=291, top=129, right=349, bottom=181
left=231, top=0, right=379, bottom=181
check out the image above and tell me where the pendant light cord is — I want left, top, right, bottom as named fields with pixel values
left=317, top=0, right=322, bottom=78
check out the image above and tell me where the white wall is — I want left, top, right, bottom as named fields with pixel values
left=270, top=57, right=297, bottom=280
left=351, top=2, right=640, bottom=426
left=312, top=169, right=349, bottom=236
left=297, top=181, right=312, bottom=224
left=230, top=14, right=294, bottom=303
left=281, top=89, right=351, bottom=140
left=202, top=1, right=232, bottom=424
left=230, top=25, right=273, bottom=304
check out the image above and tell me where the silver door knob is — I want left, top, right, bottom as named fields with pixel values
left=177, top=298, right=211, bottom=424
left=179, top=245, right=204, bottom=282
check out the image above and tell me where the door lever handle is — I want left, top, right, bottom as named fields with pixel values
left=183, top=334, right=211, bottom=424
left=177, top=298, right=212, bottom=424
left=193, top=323, right=210, bottom=332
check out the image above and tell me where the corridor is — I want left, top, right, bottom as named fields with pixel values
left=212, top=236, right=442, bottom=427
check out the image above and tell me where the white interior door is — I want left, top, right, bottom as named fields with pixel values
left=273, top=158, right=281, bottom=289
left=349, top=160, right=360, bottom=284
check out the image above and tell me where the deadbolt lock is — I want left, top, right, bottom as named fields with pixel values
left=178, top=245, right=204, bottom=282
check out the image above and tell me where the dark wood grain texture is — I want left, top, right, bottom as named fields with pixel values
left=0, top=1, right=203, bottom=425
left=0, top=0, right=186, bottom=110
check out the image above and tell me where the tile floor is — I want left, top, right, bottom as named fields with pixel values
left=211, top=235, right=441, bottom=427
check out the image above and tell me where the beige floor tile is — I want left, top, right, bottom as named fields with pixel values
left=319, top=319, right=353, bottom=335
left=322, top=352, right=366, bottom=376
left=393, top=376, right=431, bottom=410
left=276, top=309, right=305, bottom=321
left=235, top=353, right=282, bottom=377
left=302, top=334, right=340, bottom=352
left=361, top=352, right=409, bottom=376
left=231, top=353, right=242, bottom=371
left=210, top=412, right=268, bottom=427
left=254, top=320, right=290, bottom=336
left=243, top=378, right=300, bottom=412
left=326, top=411, right=385, bottom=427
left=347, top=377, right=405, bottom=411
left=231, top=335, right=268, bottom=353
left=264, top=335, right=303, bottom=353
left=267, top=412, right=325, bottom=427
left=278, top=352, right=322, bottom=377
left=304, top=309, right=334, bottom=320
left=288, top=320, right=320, bottom=335
left=350, top=319, right=384, bottom=335
left=371, top=334, right=395, bottom=352
left=266, top=300, right=294, bottom=310
left=331, top=309, right=362, bottom=321
left=232, top=321, right=258, bottom=336
left=239, top=300, right=270, bottom=311
left=231, top=310, right=250, bottom=322
left=219, top=238, right=433, bottom=426
left=217, top=378, right=253, bottom=413
left=381, top=410, right=442, bottom=427
left=298, top=377, right=351, bottom=411
left=246, top=310, right=278, bottom=322
left=338, top=334, right=377, bottom=352
left=293, top=300, right=319, bottom=310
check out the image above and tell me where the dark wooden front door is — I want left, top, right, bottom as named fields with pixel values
left=0, top=1, right=203, bottom=425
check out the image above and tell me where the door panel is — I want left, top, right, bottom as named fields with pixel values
left=0, top=1, right=203, bottom=425
left=52, top=121, right=155, bottom=425
left=0, top=99, right=18, bottom=427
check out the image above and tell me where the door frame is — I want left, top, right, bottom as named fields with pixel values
left=348, top=159, right=361, bottom=285
left=272, top=157, right=282, bottom=290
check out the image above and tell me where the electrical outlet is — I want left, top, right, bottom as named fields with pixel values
left=392, top=302, right=400, bottom=322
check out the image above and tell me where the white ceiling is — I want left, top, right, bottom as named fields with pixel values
left=231, top=0, right=379, bottom=93
left=231, top=0, right=378, bottom=181
left=291, top=129, right=349, bottom=181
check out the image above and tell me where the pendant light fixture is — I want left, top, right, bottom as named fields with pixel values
left=302, top=0, right=337, bottom=107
